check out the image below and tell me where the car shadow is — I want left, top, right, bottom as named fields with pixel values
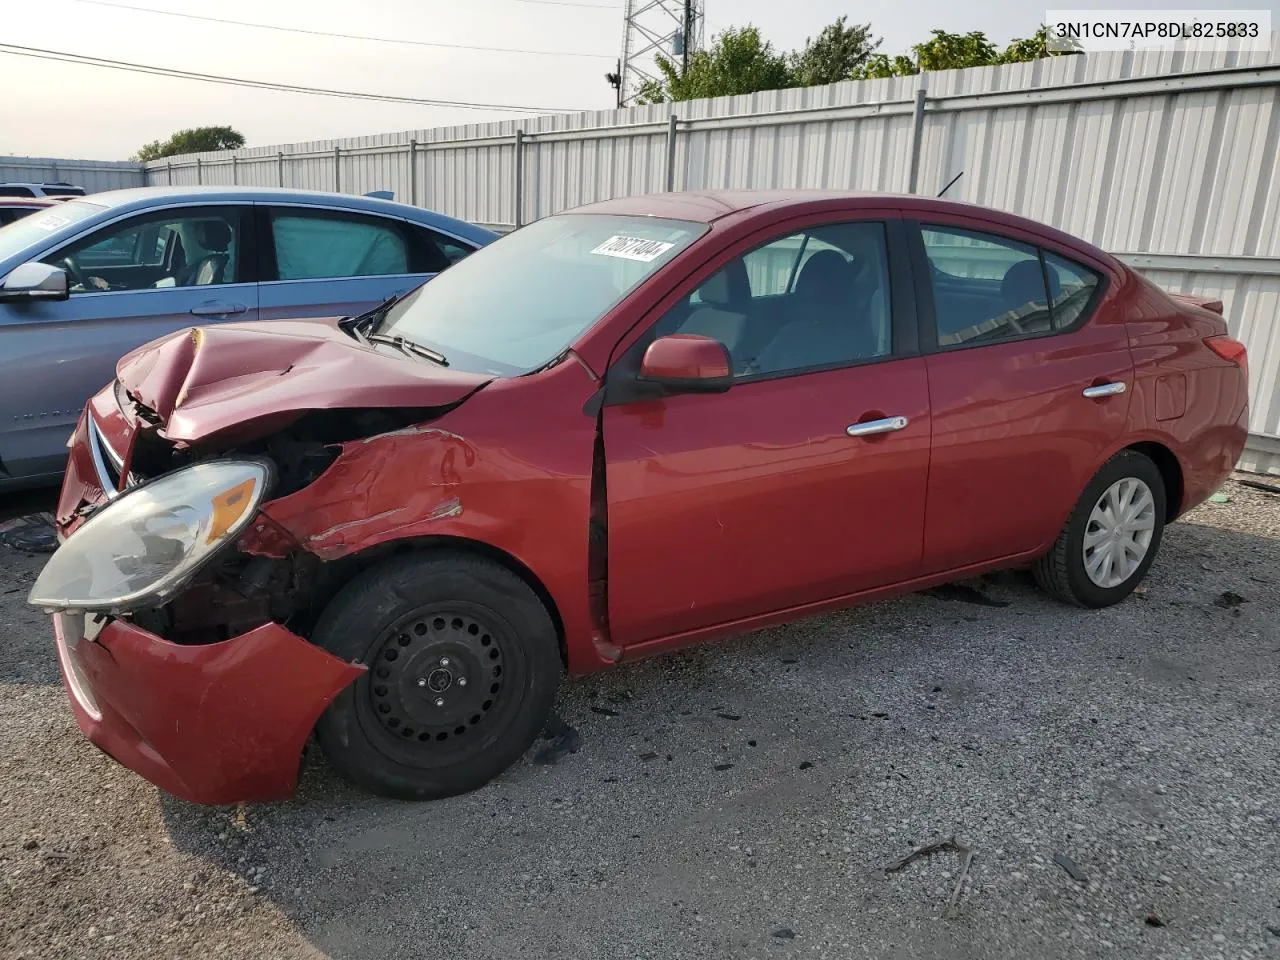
left=150, top=499, right=1280, bottom=960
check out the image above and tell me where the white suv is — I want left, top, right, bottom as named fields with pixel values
left=0, top=182, right=86, bottom=198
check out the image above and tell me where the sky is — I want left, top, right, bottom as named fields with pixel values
left=1, top=0, right=1277, bottom=160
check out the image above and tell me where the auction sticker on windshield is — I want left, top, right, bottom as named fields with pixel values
left=591, top=235, right=676, bottom=262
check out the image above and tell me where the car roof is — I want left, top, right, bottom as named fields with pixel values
left=67, top=186, right=498, bottom=244
left=562, top=190, right=1112, bottom=263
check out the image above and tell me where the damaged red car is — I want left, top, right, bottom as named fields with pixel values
left=30, top=191, right=1249, bottom=804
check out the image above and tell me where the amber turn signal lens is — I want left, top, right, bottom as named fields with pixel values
left=206, top=477, right=257, bottom=544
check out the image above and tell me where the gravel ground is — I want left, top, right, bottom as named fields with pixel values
left=2, top=476, right=1278, bottom=960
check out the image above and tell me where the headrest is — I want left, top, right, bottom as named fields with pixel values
left=196, top=219, right=232, bottom=252
left=795, top=249, right=856, bottom=300
left=697, top=257, right=750, bottom=308
left=1001, top=259, right=1060, bottom=306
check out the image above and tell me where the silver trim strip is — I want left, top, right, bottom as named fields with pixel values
left=86, top=414, right=121, bottom=498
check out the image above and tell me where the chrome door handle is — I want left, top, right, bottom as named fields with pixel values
left=1082, top=381, right=1126, bottom=399
left=846, top=416, right=909, bottom=438
left=190, top=302, right=248, bottom=317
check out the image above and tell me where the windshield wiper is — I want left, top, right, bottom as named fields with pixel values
left=339, top=293, right=402, bottom=341
left=367, top=333, right=449, bottom=366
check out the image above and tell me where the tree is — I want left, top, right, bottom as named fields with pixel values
left=855, top=26, right=1079, bottom=79
left=636, top=25, right=793, bottom=103
left=788, top=16, right=881, bottom=87
left=134, top=126, right=246, bottom=161
left=998, top=25, right=1083, bottom=62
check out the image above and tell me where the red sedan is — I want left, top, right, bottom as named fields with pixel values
left=30, top=191, right=1249, bottom=804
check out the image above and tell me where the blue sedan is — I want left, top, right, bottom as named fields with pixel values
left=0, top=186, right=498, bottom=491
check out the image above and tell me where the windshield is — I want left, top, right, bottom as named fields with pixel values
left=0, top=199, right=103, bottom=265
left=377, top=214, right=708, bottom=375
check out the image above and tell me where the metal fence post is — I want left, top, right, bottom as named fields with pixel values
left=277, top=151, right=284, bottom=187
left=665, top=114, right=678, bottom=192
left=334, top=146, right=341, bottom=193
left=514, top=129, right=525, bottom=229
left=907, top=80, right=928, bottom=194
left=166, top=161, right=173, bottom=185
left=196, top=157, right=202, bottom=185
left=409, top=139, right=418, bottom=206
left=231, top=155, right=238, bottom=185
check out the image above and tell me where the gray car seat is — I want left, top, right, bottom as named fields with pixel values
left=753, top=251, right=880, bottom=373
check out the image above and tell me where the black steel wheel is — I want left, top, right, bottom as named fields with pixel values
left=312, top=553, right=561, bottom=800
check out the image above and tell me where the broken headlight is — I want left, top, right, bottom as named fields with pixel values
left=29, top=460, right=272, bottom=615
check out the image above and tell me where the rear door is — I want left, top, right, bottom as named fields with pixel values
left=909, top=216, right=1132, bottom=573
left=0, top=204, right=257, bottom=483
left=256, top=205, right=475, bottom=322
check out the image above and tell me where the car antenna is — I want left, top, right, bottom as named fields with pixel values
left=937, top=171, right=964, bottom=198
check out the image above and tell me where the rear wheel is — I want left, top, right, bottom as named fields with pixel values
left=312, top=553, right=561, bottom=800
left=1033, top=450, right=1167, bottom=608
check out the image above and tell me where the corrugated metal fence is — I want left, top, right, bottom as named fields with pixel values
left=0, top=156, right=145, bottom=193
left=44, top=42, right=1280, bottom=472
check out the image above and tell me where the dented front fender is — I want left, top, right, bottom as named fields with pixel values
left=238, top=359, right=612, bottom=674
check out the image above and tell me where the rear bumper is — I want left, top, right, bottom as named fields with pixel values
left=53, top=614, right=363, bottom=805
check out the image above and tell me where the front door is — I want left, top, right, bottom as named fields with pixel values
left=910, top=218, right=1133, bottom=572
left=0, top=205, right=257, bottom=483
left=602, top=214, right=932, bottom=648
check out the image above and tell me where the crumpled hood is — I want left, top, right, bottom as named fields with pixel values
left=115, top=318, right=492, bottom=444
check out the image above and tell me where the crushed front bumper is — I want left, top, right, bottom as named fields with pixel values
left=53, top=613, right=363, bottom=805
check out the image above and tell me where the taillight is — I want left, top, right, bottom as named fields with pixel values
left=1205, top=335, right=1248, bottom=382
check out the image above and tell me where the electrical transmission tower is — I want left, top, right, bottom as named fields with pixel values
left=607, top=0, right=706, bottom=108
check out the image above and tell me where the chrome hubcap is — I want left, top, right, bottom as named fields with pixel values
left=1083, top=477, right=1156, bottom=588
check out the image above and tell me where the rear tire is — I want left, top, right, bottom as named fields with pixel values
left=312, top=552, right=561, bottom=800
left=1033, top=450, right=1167, bottom=608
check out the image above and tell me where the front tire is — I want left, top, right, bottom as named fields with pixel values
left=1033, top=450, right=1167, bottom=608
left=312, top=552, right=561, bottom=800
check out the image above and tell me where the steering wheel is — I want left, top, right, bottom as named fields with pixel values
left=60, top=257, right=91, bottom=290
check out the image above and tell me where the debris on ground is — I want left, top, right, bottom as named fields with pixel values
left=716, top=712, right=742, bottom=721
left=0, top=513, right=57, bottom=553
left=714, top=763, right=733, bottom=771
left=1213, top=591, right=1246, bottom=609
left=925, top=583, right=1010, bottom=607
left=771, top=928, right=796, bottom=940
left=884, top=836, right=976, bottom=919
left=1145, top=913, right=1166, bottom=928
left=589, top=705, right=619, bottom=717
left=639, top=751, right=659, bottom=762
left=1051, top=851, right=1088, bottom=883
left=1207, top=492, right=1232, bottom=504
left=533, top=714, right=581, bottom=765
left=1235, top=478, right=1280, bottom=496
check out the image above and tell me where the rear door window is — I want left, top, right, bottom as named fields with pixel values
left=267, top=208, right=433, bottom=281
left=920, top=225, right=1103, bottom=347
left=415, top=226, right=475, bottom=266
left=1043, top=250, right=1101, bottom=329
left=921, top=226, right=1051, bottom=346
